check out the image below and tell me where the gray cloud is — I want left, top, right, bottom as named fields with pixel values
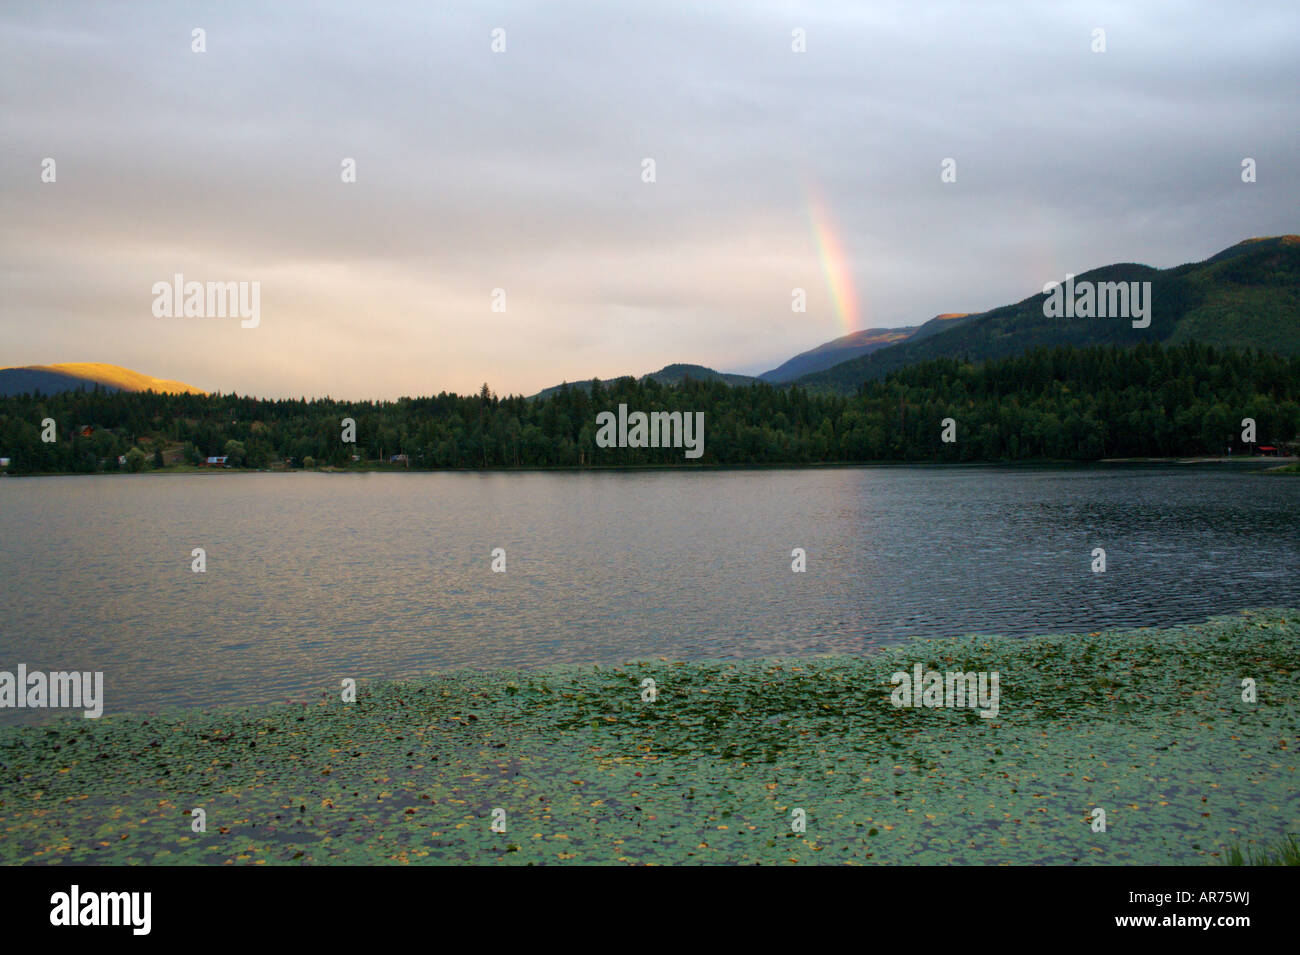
left=2, top=0, right=1297, bottom=397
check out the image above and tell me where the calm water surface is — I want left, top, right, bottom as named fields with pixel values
left=1, top=466, right=1297, bottom=717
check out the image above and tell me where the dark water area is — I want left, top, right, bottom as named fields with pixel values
left=1, top=465, right=1297, bottom=719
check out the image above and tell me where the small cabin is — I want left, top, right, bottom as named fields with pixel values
left=204, top=456, right=229, bottom=467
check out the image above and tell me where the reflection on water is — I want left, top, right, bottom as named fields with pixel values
left=1, top=465, right=1297, bottom=717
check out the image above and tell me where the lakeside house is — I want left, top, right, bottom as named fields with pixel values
left=389, top=453, right=409, bottom=465
left=0, top=457, right=9, bottom=468
left=203, top=456, right=229, bottom=467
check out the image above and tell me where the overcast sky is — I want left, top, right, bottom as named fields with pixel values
left=2, top=1, right=1297, bottom=399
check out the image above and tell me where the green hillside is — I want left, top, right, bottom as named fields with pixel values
left=1165, top=237, right=1300, bottom=354
left=798, top=236, right=1300, bottom=393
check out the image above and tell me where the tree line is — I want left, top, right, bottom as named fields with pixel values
left=1, top=342, right=1297, bottom=474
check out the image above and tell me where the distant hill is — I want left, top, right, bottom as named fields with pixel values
left=650, top=363, right=757, bottom=387
left=533, top=363, right=757, bottom=400
left=758, top=326, right=921, bottom=382
left=796, top=235, right=1300, bottom=392
left=0, top=363, right=204, bottom=398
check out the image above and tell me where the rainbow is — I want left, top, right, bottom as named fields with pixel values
left=805, top=183, right=860, bottom=334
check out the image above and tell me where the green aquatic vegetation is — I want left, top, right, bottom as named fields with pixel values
left=0, top=608, right=1297, bottom=865
left=1222, top=833, right=1300, bottom=866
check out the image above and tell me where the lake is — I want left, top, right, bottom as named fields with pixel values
left=1, top=465, right=1297, bottom=719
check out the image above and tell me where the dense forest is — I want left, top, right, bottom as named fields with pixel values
left=1, top=342, right=1297, bottom=474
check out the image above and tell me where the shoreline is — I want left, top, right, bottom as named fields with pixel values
left=2, top=608, right=1296, bottom=865
left=3, top=455, right=1295, bottom=479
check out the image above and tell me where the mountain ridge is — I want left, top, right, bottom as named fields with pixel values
left=758, top=326, right=920, bottom=382
left=9, top=236, right=1295, bottom=403
left=0, top=363, right=205, bottom=398
left=793, top=235, right=1300, bottom=392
